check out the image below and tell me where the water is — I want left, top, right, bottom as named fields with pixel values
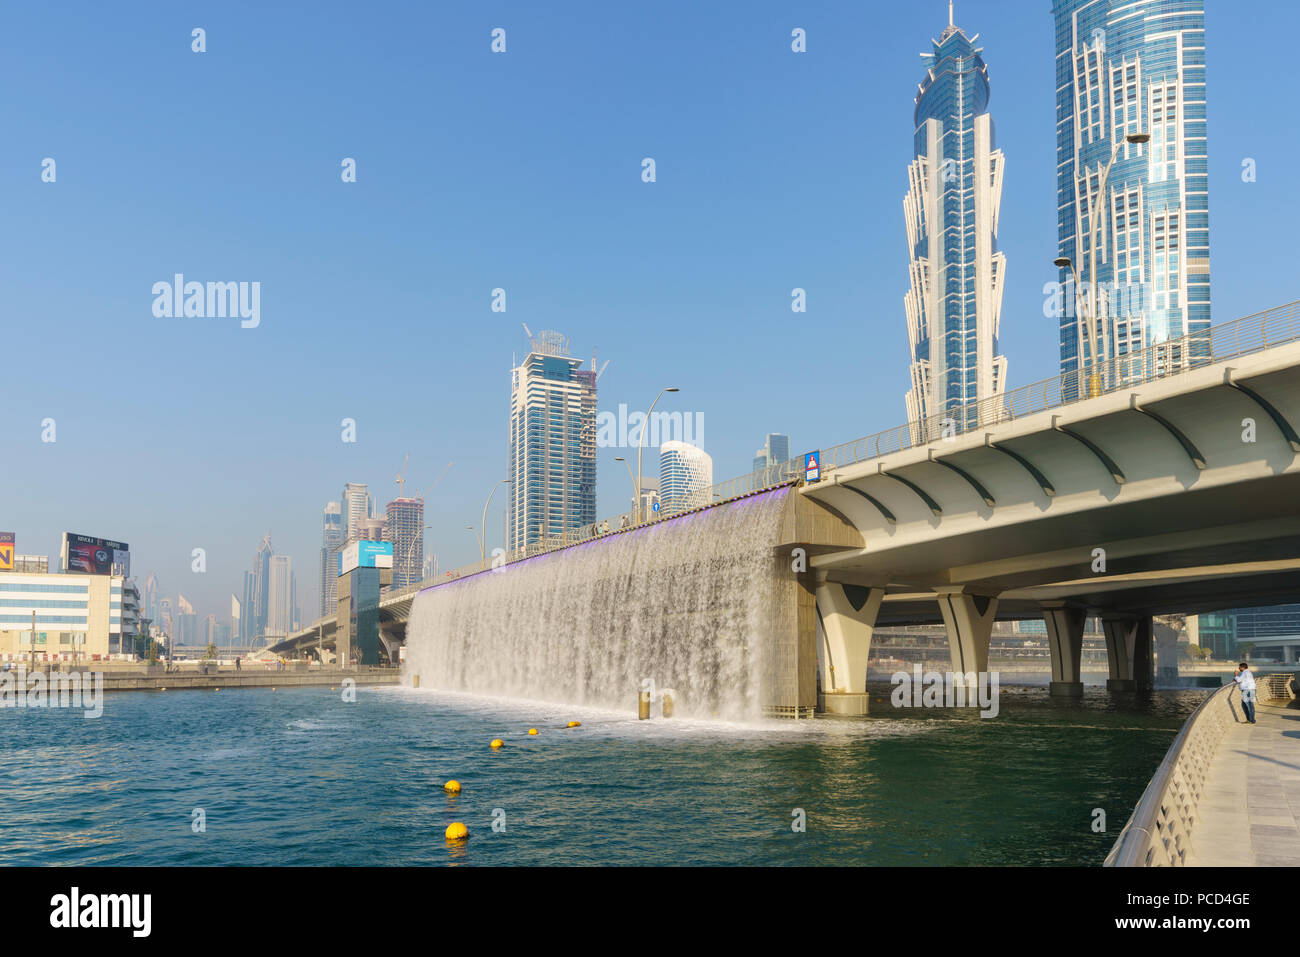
left=0, top=683, right=1205, bottom=866
left=406, top=488, right=791, bottom=720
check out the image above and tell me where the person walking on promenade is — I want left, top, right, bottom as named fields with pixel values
left=1234, top=662, right=1257, bottom=724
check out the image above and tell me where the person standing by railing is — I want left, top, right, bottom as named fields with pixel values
left=1233, top=662, right=1257, bottom=724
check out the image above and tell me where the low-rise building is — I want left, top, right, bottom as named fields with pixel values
left=0, top=569, right=135, bottom=660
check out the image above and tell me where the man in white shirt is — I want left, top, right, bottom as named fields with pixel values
left=1233, top=662, right=1257, bottom=724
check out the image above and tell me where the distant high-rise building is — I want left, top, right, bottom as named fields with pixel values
left=174, top=594, right=198, bottom=647
left=239, top=534, right=274, bottom=641
left=752, top=433, right=791, bottom=472
left=143, top=572, right=160, bottom=623
left=230, top=593, right=241, bottom=644
left=386, top=497, right=424, bottom=588
left=507, top=330, right=597, bottom=550
left=342, top=483, right=371, bottom=542
left=266, top=554, right=293, bottom=637
left=1052, top=0, right=1209, bottom=378
left=659, top=440, right=713, bottom=512
left=903, top=5, right=1008, bottom=432
left=320, top=501, right=345, bottom=617
left=355, top=516, right=386, bottom=542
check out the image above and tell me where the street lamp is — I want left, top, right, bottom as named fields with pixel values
left=613, top=456, right=639, bottom=517
left=1059, top=130, right=1149, bottom=397
left=403, top=523, right=435, bottom=585
left=479, top=479, right=508, bottom=568
left=636, top=387, right=679, bottom=524
left=466, top=524, right=481, bottom=561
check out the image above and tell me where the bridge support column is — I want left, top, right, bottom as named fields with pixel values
left=935, top=588, right=999, bottom=693
left=815, top=582, right=883, bottom=715
left=1102, top=616, right=1154, bottom=691
left=1042, top=602, right=1086, bottom=698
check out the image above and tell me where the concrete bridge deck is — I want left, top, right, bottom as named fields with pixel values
left=1187, top=697, right=1300, bottom=866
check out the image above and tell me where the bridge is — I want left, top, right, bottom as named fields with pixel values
left=277, top=300, right=1300, bottom=716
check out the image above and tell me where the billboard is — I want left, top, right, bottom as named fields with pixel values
left=62, top=533, right=130, bottom=577
left=0, top=532, right=13, bottom=572
left=338, top=540, right=393, bottom=576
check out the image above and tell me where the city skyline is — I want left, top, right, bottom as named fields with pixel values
left=2, top=1, right=1291, bottom=623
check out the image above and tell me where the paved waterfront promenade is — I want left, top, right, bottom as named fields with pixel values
left=3, top=665, right=401, bottom=693
left=1187, top=697, right=1300, bottom=866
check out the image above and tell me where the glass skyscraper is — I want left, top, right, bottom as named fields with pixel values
left=319, top=501, right=344, bottom=617
left=1052, top=0, right=1209, bottom=377
left=903, top=6, right=1008, bottom=433
left=507, top=331, right=597, bottom=551
left=752, top=433, right=791, bottom=473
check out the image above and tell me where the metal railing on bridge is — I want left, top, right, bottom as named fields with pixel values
left=1105, top=673, right=1296, bottom=867
left=357, top=300, right=1300, bottom=612
left=807, top=299, right=1300, bottom=474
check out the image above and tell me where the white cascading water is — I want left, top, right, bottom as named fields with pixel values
left=404, top=487, right=792, bottom=720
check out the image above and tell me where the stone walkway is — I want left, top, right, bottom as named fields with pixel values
left=1187, top=698, right=1300, bottom=866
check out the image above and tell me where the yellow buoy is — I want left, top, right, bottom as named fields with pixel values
left=527, top=728, right=539, bottom=735
left=445, top=822, right=469, bottom=842
left=490, top=738, right=504, bottom=749
left=567, top=721, right=581, bottom=728
left=443, top=780, right=462, bottom=794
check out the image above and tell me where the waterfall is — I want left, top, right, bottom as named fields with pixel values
left=404, top=487, right=792, bottom=720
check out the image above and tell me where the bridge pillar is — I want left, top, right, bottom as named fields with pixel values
left=1102, top=616, right=1154, bottom=691
left=935, top=588, right=999, bottom=693
left=815, top=582, right=883, bottom=715
left=1042, top=602, right=1086, bottom=697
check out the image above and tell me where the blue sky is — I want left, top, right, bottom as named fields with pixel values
left=2, top=0, right=1296, bottom=622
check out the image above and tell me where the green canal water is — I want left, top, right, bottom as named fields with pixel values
left=0, top=682, right=1204, bottom=865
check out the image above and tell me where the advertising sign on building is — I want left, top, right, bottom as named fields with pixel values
left=338, top=540, right=393, bottom=576
left=61, top=533, right=130, bottom=577
left=0, top=532, right=13, bottom=571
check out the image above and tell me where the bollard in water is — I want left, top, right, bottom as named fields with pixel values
left=638, top=690, right=651, bottom=720
left=662, top=692, right=674, bottom=718
left=412, top=675, right=420, bottom=688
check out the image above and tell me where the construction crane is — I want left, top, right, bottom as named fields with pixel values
left=395, top=453, right=411, bottom=498
left=419, top=461, right=453, bottom=501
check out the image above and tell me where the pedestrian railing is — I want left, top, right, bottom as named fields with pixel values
left=1259, top=672, right=1296, bottom=702
left=1105, top=681, right=1239, bottom=867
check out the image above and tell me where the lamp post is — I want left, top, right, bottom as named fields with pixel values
left=403, top=523, right=434, bottom=586
left=635, top=387, right=679, bottom=524
left=479, top=480, right=508, bottom=568
left=613, top=456, right=639, bottom=517
left=1059, top=131, right=1150, bottom=397
left=466, top=523, right=481, bottom=562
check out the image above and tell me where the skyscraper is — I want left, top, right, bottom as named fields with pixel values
left=752, top=433, right=791, bottom=472
left=659, top=440, right=713, bottom=513
left=240, top=534, right=273, bottom=641
left=341, top=483, right=371, bottom=543
left=386, top=497, right=424, bottom=588
left=903, top=4, right=1008, bottom=432
left=320, top=501, right=345, bottom=617
left=266, top=554, right=293, bottom=637
left=507, top=330, right=597, bottom=550
left=1052, top=0, right=1209, bottom=377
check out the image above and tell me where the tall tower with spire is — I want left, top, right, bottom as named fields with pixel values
left=903, top=3, right=1008, bottom=434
